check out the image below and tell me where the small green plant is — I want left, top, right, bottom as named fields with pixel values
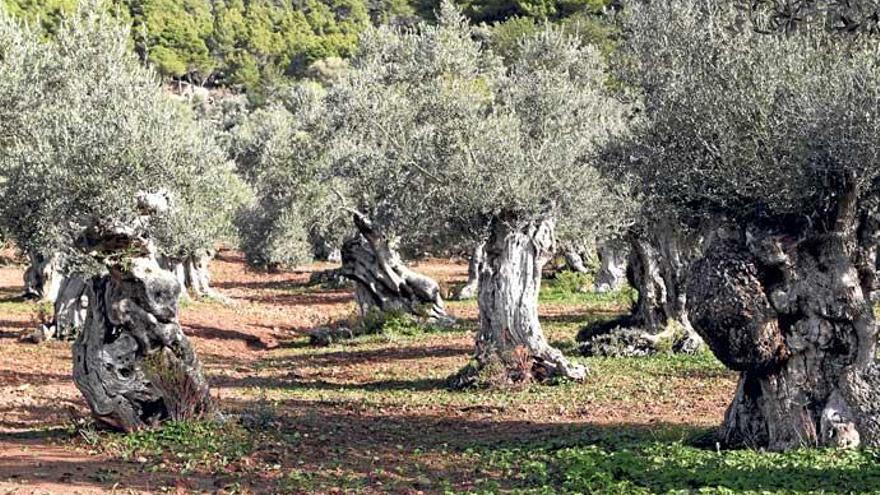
left=98, top=419, right=252, bottom=469
left=540, top=276, right=636, bottom=308
left=553, top=271, right=594, bottom=294
left=359, top=309, right=453, bottom=338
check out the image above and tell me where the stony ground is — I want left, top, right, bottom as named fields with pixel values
left=0, top=249, right=742, bottom=494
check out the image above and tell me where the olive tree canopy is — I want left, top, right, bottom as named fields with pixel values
left=0, top=1, right=246, bottom=275
left=0, top=1, right=221, bottom=428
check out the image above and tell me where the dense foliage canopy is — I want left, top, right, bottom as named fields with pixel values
left=611, top=0, right=880, bottom=229
left=0, top=2, right=247, bottom=270
left=231, top=1, right=630, bottom=269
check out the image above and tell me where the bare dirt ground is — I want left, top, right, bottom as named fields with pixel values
left=0, top=250, right=736, bottom=494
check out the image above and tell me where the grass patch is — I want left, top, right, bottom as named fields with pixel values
left=539, top=274, right=636, bottom=309
left=449, top=442, right=880, bottom=494
left=83, top=420, right=254, bottom=473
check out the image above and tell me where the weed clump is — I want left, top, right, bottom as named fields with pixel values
left=143, top=349, right=214, bottom=422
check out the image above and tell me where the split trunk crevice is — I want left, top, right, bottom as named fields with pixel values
left=340, top=212, right=452, bottom=325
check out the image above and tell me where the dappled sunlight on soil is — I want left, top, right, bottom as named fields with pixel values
left=0, top=249, right=737, bottom=494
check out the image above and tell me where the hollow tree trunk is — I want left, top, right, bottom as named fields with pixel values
left=578, top=227, right=703, bottom=357
left=449, top=217, right=586, bottom=388
left=23, top=252, right=62, bottom=302
left=594, top=240, right=628, bottom=293
left=688, top=213, right=880, bottom=450
left=453, top=241, right=485, bottom=301
left=340, top=211, right=451, bottom=325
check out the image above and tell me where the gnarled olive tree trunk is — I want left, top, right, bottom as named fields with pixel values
left=29, top=274, right=88, bottom=342
left=340, top=211, right=451, bottom=325
left=688, top=219, right=880, bottom=451
left=594, top=240, right=628, bottom=293
left=158, top=250, right=228, bottom=302
left=23, top=252, right=62, bottom=302
left=72, top=196, right=212, bottom=432
left=74, top=257, right=211, bottom=431
left=449, top=217, right=586, bottom=388
left=562, top=247, right=589, bottom=274
left=453, top=241, right=485, bottom=301
left=578, top=227, right=703, bottom=357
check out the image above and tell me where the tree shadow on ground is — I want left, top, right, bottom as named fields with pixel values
left=234, top=290, right=354, bottom=307
left=228, top=399, right=880, bottom=494
left=214, top=375, right=449, bottom=392
left=4, top=398, right=878, bottom=494
left=279, top=344, right=470, bottom=368
left=184, top=323, right=281, bottom=351
left=0, top=401, right=82, bottom=430
left=212, top=278, right=311, bottom=291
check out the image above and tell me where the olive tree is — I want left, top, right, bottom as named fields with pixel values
left=616, top=0, right=880, bottom=450
left=229, top=85, right=347, bottom=273
left=0, top=2, right=235, bottom=428
left=229, top=79, right=454, bottom=326
left=0, top=2, right=245, bottom=342
left=326, top=3, right=632, bottom=384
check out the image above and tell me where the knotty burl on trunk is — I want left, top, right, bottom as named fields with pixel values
left=688, top=192, right=880, bottom=450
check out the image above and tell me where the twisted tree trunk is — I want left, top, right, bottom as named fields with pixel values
left=578, top=227, right=703, bottom=357
left=449, top=217, right=586, bottom=388
left=340, top=212, right=451, bottom=325
left=688, top=180, right=880, bottom=451
left=594, top=240, right=628, bottom=293
left=72, top=193, right=212, bottom=432
left=73, top=258, right=211, bottom=431
left=23, top=252, right=63, bottom=302
left=453, top=241, right=485, bottom=300
left=689, top=224, right=880, bottom=450
left=562, top=248, right=589, bottom=273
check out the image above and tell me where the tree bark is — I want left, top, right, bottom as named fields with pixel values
left=688, top=210, right=880, bottom=450
left=453, top=241, right=485, bottom=300
left=562, top=248, right=589, bottom=273
left=72, top=191, right=212, bottom=432
left=578, top=227, right=703, bottom=357
left=158, top=250, right=228, bottom=302
left=594, top=240, right=628, bottom=293
left=23, top=252, right=63, bottom=302
left=73, top=256, right=212, bottom=432
left=449, top=217, right=586, bottom=388
left=340, top=212, right=452, bottom=325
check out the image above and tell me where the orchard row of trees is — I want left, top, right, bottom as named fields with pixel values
left=4, top=0, right=880, bottom=452
left=1, top=0, right=614, bottom=92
